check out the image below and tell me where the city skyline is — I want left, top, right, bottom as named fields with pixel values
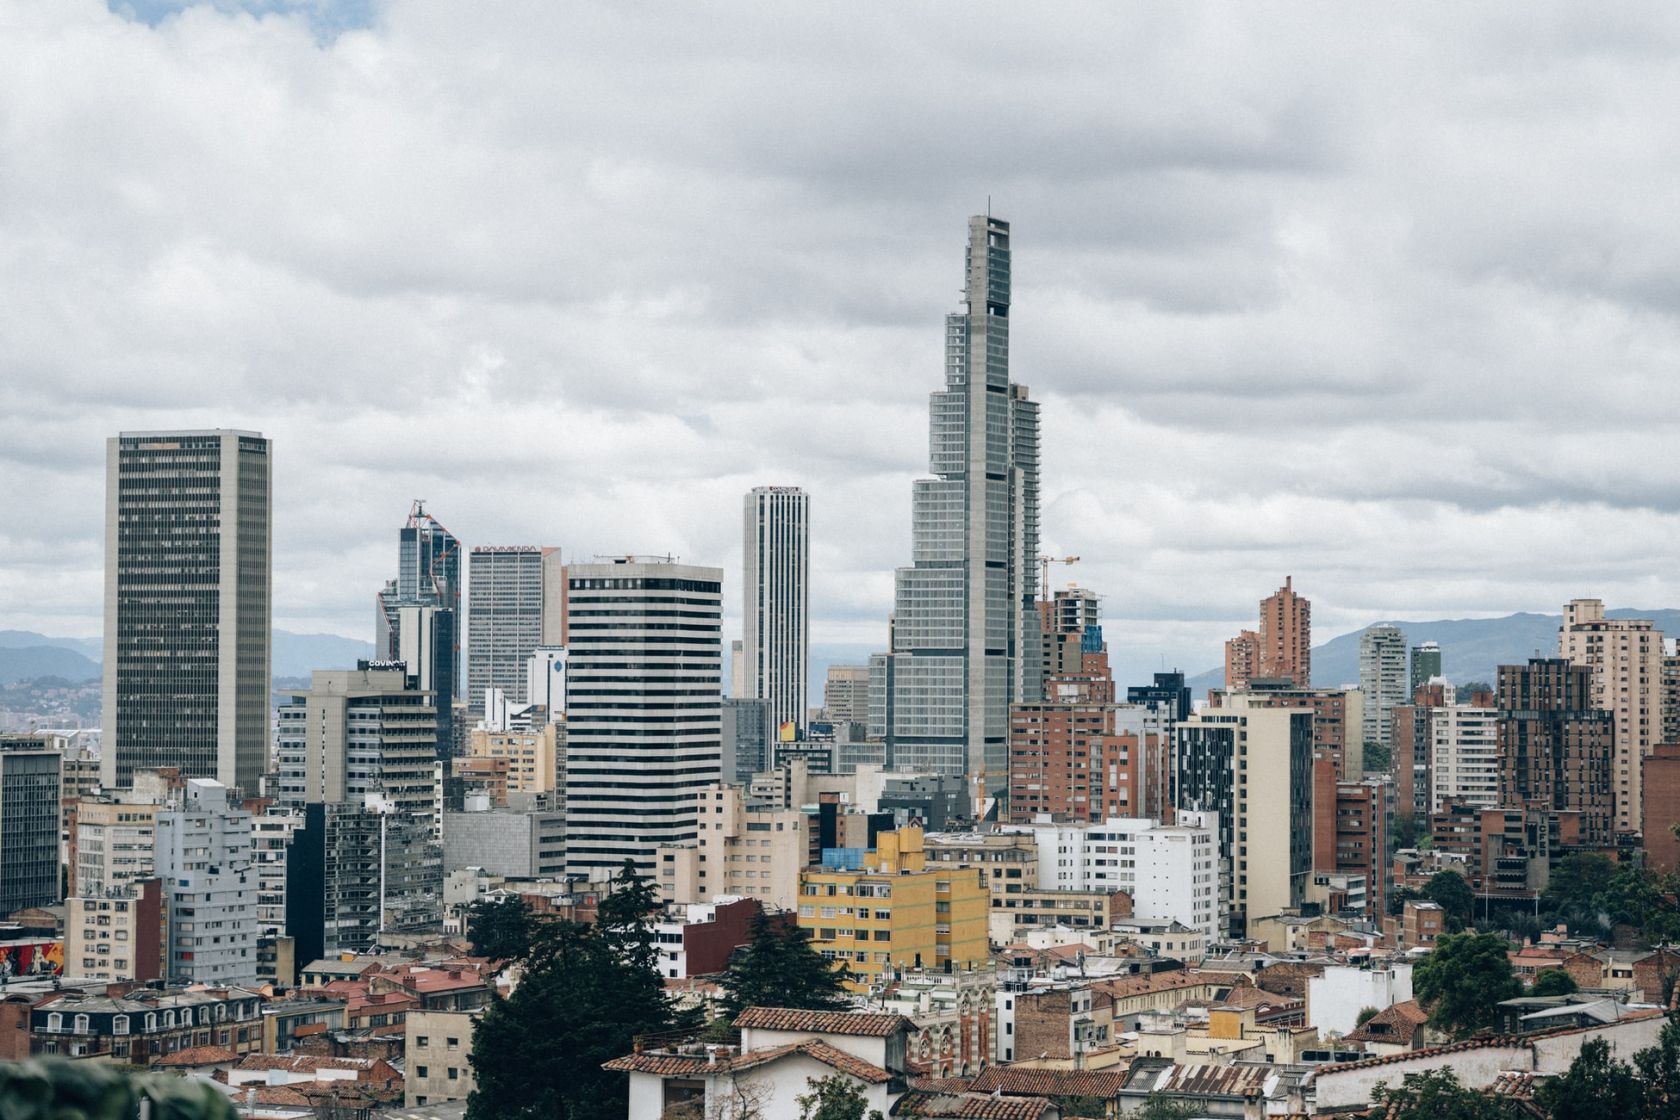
left=8, top=5, right=1680, bottom=690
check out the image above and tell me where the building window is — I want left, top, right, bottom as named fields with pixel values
left=417, top=1066, right=429, bottom=1078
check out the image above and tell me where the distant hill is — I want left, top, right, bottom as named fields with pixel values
left=0, top=629, right=375, bottom=684
left=1186, top=609, right=1680, bottom=698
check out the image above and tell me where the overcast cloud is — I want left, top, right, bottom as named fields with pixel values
left=5, top=0, right=1680, bottom=686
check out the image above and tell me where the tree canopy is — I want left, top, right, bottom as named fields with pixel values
left=1425, top=869, right=1475, bottom=931
left=796, top=1075, right=886, bottom=1120
left=466, top=861, right=683, bottom=1120
left=1371, top=1068, right=1524, bottom=1120
left=718, top=906, right=853, bottom=1019
left=1413, top=931, right=1521, bottom=1038
left=1542, top=853, right=1680, bottom=944
left=1531, top=968, right=1578, bottom=997
left=466, top=894, right=534, bottom=961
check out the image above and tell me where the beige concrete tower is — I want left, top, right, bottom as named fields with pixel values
left=1559, top=598, right=1664, bottom=836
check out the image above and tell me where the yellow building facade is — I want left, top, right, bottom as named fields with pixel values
left=795, top=827, right=990, bottom=990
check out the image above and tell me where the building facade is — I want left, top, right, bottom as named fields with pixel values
left=1410, top=642, right=1442, bottom=692
left=1359, top=624, right=1408, bottom=749
left=1558, top=599, right=1665, bottom=836
left=0, top=740, right=61, bottom=914
left=657, top=783, right=807, bottom=910
left=466, top=546, right=553, bottom=711
left=743, top=486, right=810, bottom=738
left=1430, top=698, right=1501, bottom=813
left=102, top=429, right=271, bottom=792
left=155, top=779, right=259, bottom=986
left=825, top=665, right=872, bottom=727
left=562, top=558, right=723, bottom=877
left=873, top=215, right=1042, bottom=795
left=375, top=502, right=459, bottom=755
left=1497, top=658, right=1615, bottom=847
left=1258, top=577, right=1311, bottom=685
left=64, top=878, right=163, bottom=983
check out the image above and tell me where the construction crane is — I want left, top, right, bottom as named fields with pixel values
left=1039, top=554, right=1079, bottom=593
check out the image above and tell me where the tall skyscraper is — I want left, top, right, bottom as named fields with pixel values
left=1359, top=624, right=1408, bottom=748
left=0, top=739, right=61, bottom=915
left=873, top=215, right=1042, bottom=794
left=1559, top=599, right=1665, bottom=835
left=1410, top=641, right=1442, bottom=692
left=1497, top=658, right=1614, bottom=846
left=467, top=546, right=556, bottom=710
left=562, top=558, right=722, bottom=877
left=742, top=486, right=810, bottom=737
left=1257, top=576, right=1311, bottom=685
left=376, top=502, right=459, bottom=754
left=102, top=430, right=271, bottom=793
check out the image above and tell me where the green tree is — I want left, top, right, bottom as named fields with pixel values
left=1630, top=1014, right=1680, bottom=1119
left=1363, top=740, right=1392, bottom=773
left=1393, top=813, right=1422, bottom=851
left=1370, top=1067, right=1522, bottom=1120
left=466, top=895, right=533, bottom=961
left=719, top=906, right=852, bottom=1019
left=1355, top=1006, right=1380, bottom=1028
left=1531, top=968, right=1578, bottom=997
left=1390, top=885, right=1424, bottom=918
left=1535, top=1036, right=1643, bottom=1120
left=466, top=864, right=682, bottom=1120
left=1425, top=869, right=1475, bottom=931
left=1135, top=1096, right=1201, bottom=1120
left=795, top=1074, right=885, bottom=1120
left=1412, top=931, right=1520, bottom=1038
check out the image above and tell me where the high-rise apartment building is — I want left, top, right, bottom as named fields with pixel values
left=467, top=546, right=556, bottom=711
left=1258, top=577, right=1311, bottom=685
left=1662, top=649, right=1680, bottom=747
left=872, top=215, right=1041, bottom=795
left=0, top=740, right=61, bottom=915
left=1496, top=658, right=1614, bottom=846
left=376, top=502, right=459, bottom=754
left=1559, top=599, right=1665, bottom=835
left=1390, top=683, right=1452, bottom=822
left=743, top=487, right=810, bottom=738
left=1174, top=697, right=1315, bottom=938
left=824, top=665, right=871, bottom=727
left=102, top=429, right=271, bottom=793
left=285, top=800, right=442, bottom=962
left=1429, top=696, right=1500, bottom=813
left=155, top=779, right=259, bottom=986
left=1410, top=642, right=1442, bottom=692
left=1207, top=682, right=1365, bottom=778
left=1223, top=630, right=1259, bottom=691
left=69, top=770, right=180, bottom=897
left=276, top=664, right=440, bottom=826
left=562, top=558, right=723, bottom=877
left=1359, top=624, right=1408, bottom=749
left=659, top=783, right=808, bottom=910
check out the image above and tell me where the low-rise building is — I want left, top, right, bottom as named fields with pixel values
left=1306, top=961, right=1414, bottom=1036
left=652, top=896, right=763, bottom=980
left=405, top=1007, right=483, bottom=1107
left=28, top=984, right=266, bottom=1064
left=63, top=878, right=163, bottom=982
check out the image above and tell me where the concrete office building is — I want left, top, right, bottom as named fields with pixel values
left=1359, top=624, right=1409, bottom=749
left=825, top=665, right=871, bottom=727
left=1174, top=697, right=1315, bottom=938
left=102, top=430, right=271, bottom=792
left=1497, top=659, right=1615, bottom=846
left=467, top=546, right=557, bottom=711
left=276, top=664, right=440, bottom=827
left=722, top=697, right=770, bottom=783
left=155, top=779, right=259, bottom=986
left=442, top=804, right=565, bottom=879
left=743, top=486, right=810, bottom=738
left=1410, top=642, right=1442, bottom=693
left=1207, top=682, right=1365, bottom=778
left=1559, top=599, right=1665, bottom=836
left=0, top=739, right=61, bottom=914
left=285, top=800, right=442, bottom=963
left=562, top=558, right=723, bottom=877
left=69, top=770, right=180, bottom=897
left=872, top=215, right=1042, bottom=795
left=466, top=723, right=561, bottom=795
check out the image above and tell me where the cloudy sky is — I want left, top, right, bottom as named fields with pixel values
left=5, top=1, right=1680, bottom=687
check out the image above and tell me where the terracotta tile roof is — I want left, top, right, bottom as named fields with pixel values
left=967, top=1066, right=1130, bottom=1098
left=1489, top=1072, right=1542, bottom=1099
left=892, top=1091, right=1055, bottom=1119
left=604, top=1039, right=893, bottom=1083
left=1344, top=1000, right=1427, bottom=1046
left=907, top=1076, right=976, bottom=1094
left=234, top=1054, right=379, bottom=1074
left=1093, top=969, right=1249, bottom=1001
left=1316, top=1009, right=1668, bottom=1075
left=154, top=1045, right=238, bottom=1067
left=734, top=1006, right=914, bottom=1037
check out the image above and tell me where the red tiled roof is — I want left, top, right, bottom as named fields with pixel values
left=1489, top=1072, right=1542, bottom=1099
left=893, top=1091, right=1054, bottom=1119
left=734, top=1006, right=914, bottom=1037
left=604, top=1039, right=892, bottom=1083
left=154, top=1045, right=238, bottom=1067
left=968, top=1066, right=1130, bottom=1098
left=234, top=1054, right=379, bottom=1074
left=1345, top=1000, right=1427, bottom=1046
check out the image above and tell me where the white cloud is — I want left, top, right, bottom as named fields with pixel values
left=4, top=0, right=1680, bottom=690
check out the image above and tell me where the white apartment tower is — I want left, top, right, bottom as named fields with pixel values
left=1359, top=624, right=1409, bottom=748
left=155, top=779, right=259, bottom=986
left=874, top=215, right=1042, bottom=794
left=102, top=430, right=271, bottom=793
left=742, top=487, right=810, bottom=738
left=1430, top=702, right=1501, bottom=812
left=563, top=558, right=723, bottom=877
left=1560, top=598, right=1665, bottom=835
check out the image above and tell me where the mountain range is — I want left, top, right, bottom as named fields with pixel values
left=0, top=628, right=375, bottom=685
left=1183, top=608, right=1680, bottom=697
